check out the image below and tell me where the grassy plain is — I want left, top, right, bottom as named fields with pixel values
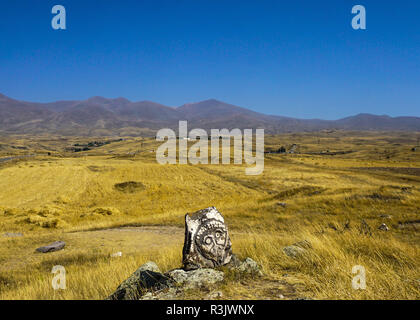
left=0, top=131, right=419, bottom=300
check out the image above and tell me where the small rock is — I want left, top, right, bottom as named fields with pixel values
left=36, top=241, right=65, bottom=253
left=378, top=223, right=389, bottom=231
left=4, top=232, right=23, bottom=237
left=283, top=240, right=311, bottom=258
left=277, top=202, right=287, bottom=208
left=236, top=257, right=263, bottom=276
left=278, top=294, right=285, bottom=299
left=166, top=268, right=224, bottom=289
left=283, top=245, right=306, bottom=258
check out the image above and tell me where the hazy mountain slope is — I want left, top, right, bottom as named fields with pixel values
left=335, top=114, right=420, bottom=131
left=0, top=94, right=53, bottom=129
left=0, top=93, right=419, bottom=135
left=116, top=101, right=181, bottom=122
left=178, top=99, right=270, bottom=121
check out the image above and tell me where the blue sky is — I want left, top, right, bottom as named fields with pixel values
left=1, top=0, right=419, bottom=119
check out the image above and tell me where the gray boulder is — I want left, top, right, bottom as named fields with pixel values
left=166, top=268, right=224, bottom=289
left=107, top=261, right=173, bottom=300
left=283, top=240, right=312, bottom=258
left=35, top=241, right=65, bottom=253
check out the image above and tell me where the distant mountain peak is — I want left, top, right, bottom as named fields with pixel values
left=0, top=94, right=419, bottom=135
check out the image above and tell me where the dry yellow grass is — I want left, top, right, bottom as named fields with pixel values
left=0, top=131, right=419, bottom=300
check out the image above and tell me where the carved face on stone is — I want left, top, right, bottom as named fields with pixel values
left=196, top=219, right=228, bottom=263
left=182, top=207, right=232, bottom=270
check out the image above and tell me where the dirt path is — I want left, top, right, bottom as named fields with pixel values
left=67, top=226, right=185, bottom=255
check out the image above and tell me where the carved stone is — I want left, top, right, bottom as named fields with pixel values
left=182, top=207, right=232, bottom=270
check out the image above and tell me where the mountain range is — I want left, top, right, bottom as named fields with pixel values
left=0, top=93, right=419, bottom=136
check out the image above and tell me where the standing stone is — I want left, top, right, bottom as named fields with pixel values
left=182, top=207, right=232, bottom=270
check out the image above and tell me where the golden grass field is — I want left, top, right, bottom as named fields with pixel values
left=0, top=131, right=419, bottom=300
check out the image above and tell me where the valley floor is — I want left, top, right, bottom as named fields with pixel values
left=0, top=131, right=419, bottom=299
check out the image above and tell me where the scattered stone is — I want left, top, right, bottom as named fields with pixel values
left=35, top=241, right=65, bottom=253
left=378, top=223, right=389, bottom=231
left=283, top=245, right=306, bottom=258
left=278, top=294, right=285, bottom=299
left=4, top=232, right=23, bottom=237
left=277, top=202, right=287, bottom=208
left=182, top=207, right=232, bottom=270
left=107, top=261, right=172, bottom=300
left=235, top=257, right=263, bottom=276
left=283, top=240, right=312, bottom=258
left=166, top=268, right=224, bottom=289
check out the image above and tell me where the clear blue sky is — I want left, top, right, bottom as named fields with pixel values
left=1, top=0, right=419, bottom=119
